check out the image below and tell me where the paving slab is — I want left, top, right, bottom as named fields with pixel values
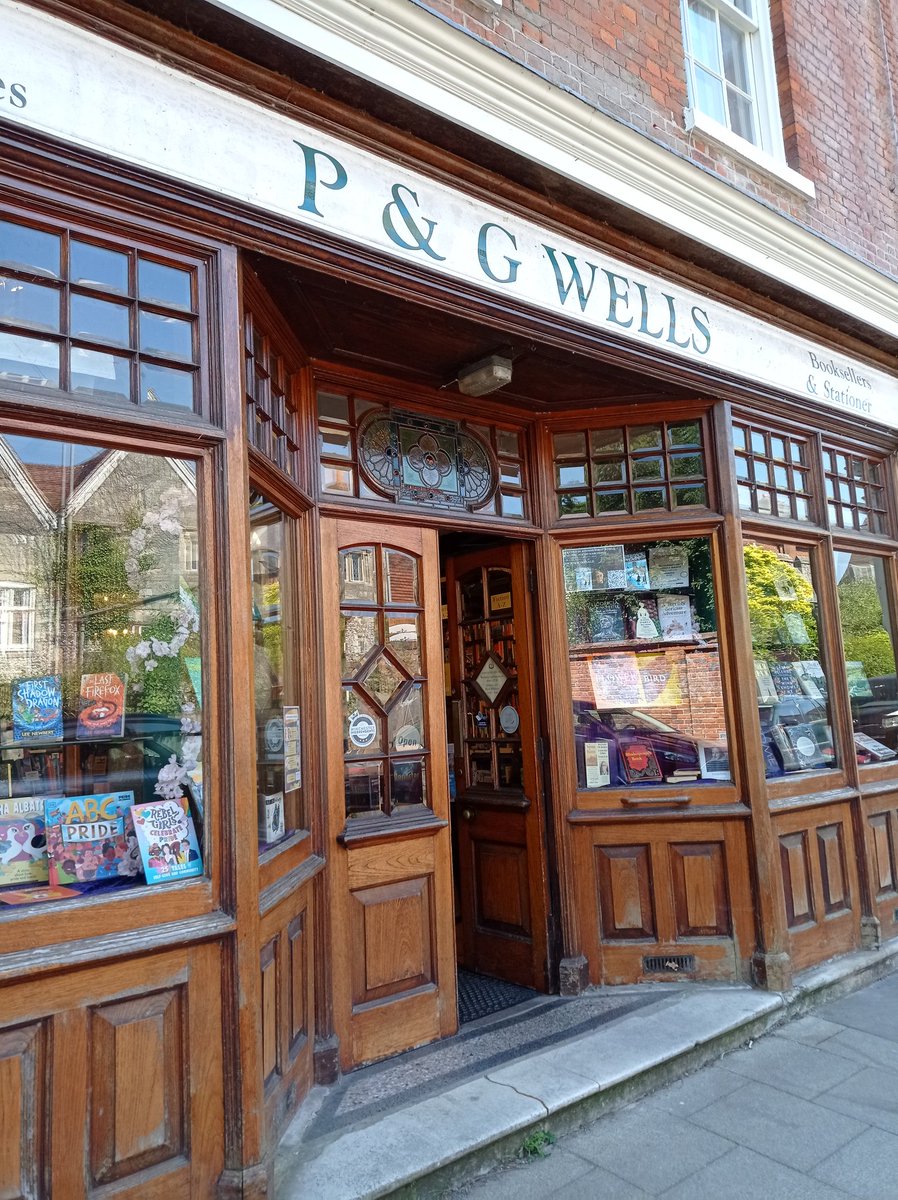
left=642, top=1065, right=747, bottom=1116
left=816, top=974, right=898, bottom=1042
left=814, top=1066, right=898, bottom=1134
left=812, top=1126, right=898, bottom=1197
left=816, top=1026, right=898, bottom=1072
left=717, top=1035, right=863, bottom=1098
left=454, top=1147, right=595, bottom=1200
left=561, top=1107, right=733, bottom=1194
left=771, top=1014, right=845, bottom=1045
left=659, top=1145, right=852, bottom=1200
left=688, top=1079, right=868, bottom=1171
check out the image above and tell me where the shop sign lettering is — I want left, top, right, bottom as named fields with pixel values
left=1, top=0, right=896, bottom=428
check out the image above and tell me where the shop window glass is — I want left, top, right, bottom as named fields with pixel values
left=339, top=544, right=429, bottom=818
left=732, top=420, right=813, bottom=522
left=250, top=493, right=304, bottom=849
left=554, top=419, right=708, bottom=519
left=564, top=538, right=730, bottom=789
left=243, top=308, right=301, bottom=483
left=745, top=540, right=837, bottom=778
left=834, top=552, right=898, bottom=764
left=0, top=434, right=205, bottom=906
left=0, top=216, right=201, bottom=412
left=824, top=447, right=889, bottom=536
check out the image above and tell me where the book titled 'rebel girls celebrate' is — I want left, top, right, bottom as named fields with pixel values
left=12, top=675, right=63, bottom=744
left=130, top=796, right=202, bottom=885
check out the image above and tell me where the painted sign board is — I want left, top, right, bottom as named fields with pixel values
left=1, top=0, right=896, bottom=427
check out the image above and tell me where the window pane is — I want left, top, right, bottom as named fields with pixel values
left=139, top=363, right=194, bottom=410
left=745, top=541, right=837, bottom=779
left=687, top=0, right=721, bottom=70
left=340, top=547, right=377, bottom=603
left=71, top=348, right=131, bottom=403
left=557, top=463, right=588, bottom=487
left=251, top=494, right=303, bottom=847
left=139, top=312, right=194, bottom=362
left=834, top=552, right=898, bottom=762
left=720, top=18, right=751, bottom=90
left=564, top=538, right=730, bottom=788
left=0, top=276, right=60, bottom=333
left=0, top=332, right=60, bottom=388
left=0, top=437, right=206, bottom=900
left=553, top=431, right=586, bottom=459
left=70, top=242, right=130, bottom=294
left=727, top=87, right=756, bottom=143
left=693, top=66, right=727, bottom=124
left=138, top=260, right=192, bottom=310
left=559, top=492, right=591, bottom=517
left=0, top=221, right=60, bottom=278
left=70, top=295, right=131, bottom=348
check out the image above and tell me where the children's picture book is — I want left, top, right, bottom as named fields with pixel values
left=589, top=599, right=626, bottom=643
left=624, top=551, right=650, bottom=591
left=589, top=652, right=644, bottom=707
left=768, top=660, right=805, bottom=697
left=584, top=740, right=612, bottom=787
left=845, top=662, right=874, bottom=699
left=657, top=594, right=693, bottom=641
left=636, top=652, right=683, bottom=707
left=12, top=676, right=63, bottom=744
left=648, top=545, right=690, bottom=590
left=44, top=791, right=139, bottom=885
left=620, top=742, right=663, bottom=784
left=130, top=796, right=203, bottom=884
left=76, top=673, right=126, bottom=739
left=0, top=883, right=80, bottom=906
left=632, top=597, right=662, bottom=639
left=854, top=732, right=897, bottom=762
left=794, top=659, right=828, bottom=701
left=753, top=659, right=780, bottom=704
left=0, top=796, right=47, bottom=885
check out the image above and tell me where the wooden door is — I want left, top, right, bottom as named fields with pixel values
left=322, top=518, right=457, bottom=1070
left=446, top=543, right=551, bottom=991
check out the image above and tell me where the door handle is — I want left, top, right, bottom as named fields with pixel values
left=461, top=809, right=474, bottom=821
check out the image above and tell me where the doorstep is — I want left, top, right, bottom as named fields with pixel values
left=275, top=939, right=898, bottom=1200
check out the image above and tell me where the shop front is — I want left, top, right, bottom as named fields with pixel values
left=1, top=2, right=898, bottom=1194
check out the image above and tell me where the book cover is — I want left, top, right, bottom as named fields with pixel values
left=44, top=791, right=139, bottom=885
left=589, top=599, right=626, bottom=643
left=589, top=652, right=644, bottom=707
left=636, top=652, right=683, bottom=707
left=620, top=742, right=663, bottom=784
left=770, top=724, right=802, bottom=771
left=0, top=883, right=80, bottom=906
left=76, top=673, right=126, bottom=739
left=768, top=661, right=805, bottom=698
left=0, top=796, right=47, bottom=885
left=584, top=740, right=611, bottom=788
left=632, top=597, right=662, bottom=639
left=753, top=658, right=780, bottom=704
left=12, top=676, right=63, bottom=744
left=785, top=723, right=827, bottom=769
left=794, top=660, right=828, bottom=701
left=258, top=791, right=285, bottom=843
left=854, top=732, right=897, bottom=762
left=657, top=594, right=693, bottom=641
left=130, top=796, right=202, bottom=884
left=698, top=742, right=731, bottom=780
left=845, top=662, right=874, bottom=699
left=648, top=545, right=690, bottom=590
left=624, top=551, right=650, bottom=591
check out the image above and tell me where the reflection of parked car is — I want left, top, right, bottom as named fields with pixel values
left=572, top=702, right=727, bottom=784
left=851, top=674, right=898, bottom=752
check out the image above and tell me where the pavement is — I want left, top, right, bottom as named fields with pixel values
left=275, top=938, right=898, bottom=1200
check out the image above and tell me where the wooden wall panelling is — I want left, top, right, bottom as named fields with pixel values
left=0, top=943, right=223, bottom=1199
left=0, top=1020, right=47, bottom=1200
left=862, top=795, right=898, bottom=940
left=669, top=841, right=731, bottom=938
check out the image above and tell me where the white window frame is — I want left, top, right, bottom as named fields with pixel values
left=0, top=583, right=35, bottom=650
left=681, top=0, right=784, bottom=158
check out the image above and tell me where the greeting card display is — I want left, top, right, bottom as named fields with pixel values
left=131, top=796, right=202, bottom=884
left=44, top=791, right=139, bottom=885
left=76, top=673, right=126, bottom=739
left=12, top=676, right=63, bottom=744
left=0, top=796, right=47, bottom=885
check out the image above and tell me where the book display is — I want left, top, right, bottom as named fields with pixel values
left=565, top=538, right=731, bottom=788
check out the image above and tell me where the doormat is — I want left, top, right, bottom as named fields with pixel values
left=457, top=968, right=537, bottom=1025
left=303, top=988, right=665, bottom=1140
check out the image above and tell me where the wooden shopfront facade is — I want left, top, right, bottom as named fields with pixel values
left=1, top=1, right=898, bottom=1195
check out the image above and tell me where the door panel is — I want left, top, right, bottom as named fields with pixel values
left=447, top=543, right=551, bottom=991
left=323, top=518, right=456, bottom=1070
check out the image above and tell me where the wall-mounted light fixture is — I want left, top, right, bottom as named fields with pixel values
left=456, top=354, right=513, bottom=397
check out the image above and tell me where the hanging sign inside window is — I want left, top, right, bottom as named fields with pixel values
left=348, top=712, right=378, bottom=749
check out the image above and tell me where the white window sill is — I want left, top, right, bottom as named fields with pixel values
left=684, top=108, right=816, bottom=200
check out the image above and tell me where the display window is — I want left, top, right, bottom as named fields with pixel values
left=744, top=539, right=838, bottom=778
left=0, top=432, right=205, bottom=906
left=833, top=550, right=898, bottom=765
left=564, top=536, right=730, bottom=789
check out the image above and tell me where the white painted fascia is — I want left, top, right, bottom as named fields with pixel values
left=202, top=0, right=898, bottom=342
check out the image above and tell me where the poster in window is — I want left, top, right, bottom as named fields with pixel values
left=648, top=545, right=689, bottom=590
left=588, top=652, right=643, bottom=707
left=564, top=545, right=626, bottom=592
left=636, top=653, right=683, bottom=707
left=584, top=740, right=611, bottom=787
left=782, top=612, right=811, bottom=645
left=589, top=599, right=626, bottom=643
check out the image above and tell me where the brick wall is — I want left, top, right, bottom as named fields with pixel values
left=413, top=0, right=898, bottom=278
